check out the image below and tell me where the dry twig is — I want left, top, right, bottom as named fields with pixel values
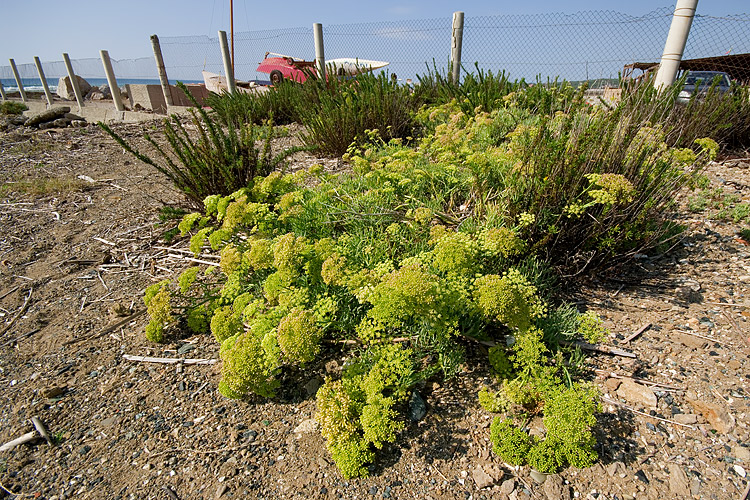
left=123, top=354, right=217, bottom=365
left=0, top=288, right=33, bottom=337
left=602, top=396, right=695, bottom=429
left=623, top=323, right=651, bottom=343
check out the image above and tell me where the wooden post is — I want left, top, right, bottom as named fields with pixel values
left=33, top=57, right=55, bottom=108
left=150, top=35, right=173, bottom=107
left=313, top=23, right=326, bottom=81
left=9, top=59, right=27, bottom=102
left=0, top=80, right=7, bottom=101
left=218, top=30, right=236, bottom=94
left=450, top=12, right=464, bottom=85
left=62, top=53, right=85, bottom=111
left=99, top=50, right=124, bottom=112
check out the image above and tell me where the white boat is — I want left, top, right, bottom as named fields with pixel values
left=202, top=70, right=227, bottom=94
left=326, top=58, right=390, bottom=76
left=202, top=70, right=263, bottom=94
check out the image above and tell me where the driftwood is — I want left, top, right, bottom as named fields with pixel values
left=31, top=417, right=52, bottom=445
left=623, top=323, right=651, bottom=344
left=123, top=354, right=217, bottom=365
left=0, top=431, right=38, bottom=452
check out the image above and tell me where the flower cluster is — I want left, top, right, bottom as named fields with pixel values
left=584, top=173, right=636, bottom=207
left=473, top=269, right=545, bottom=331
left=276, top=307, right=322, bottom=363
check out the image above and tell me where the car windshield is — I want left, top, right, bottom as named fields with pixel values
left=685, top=72, right=730, bottom=86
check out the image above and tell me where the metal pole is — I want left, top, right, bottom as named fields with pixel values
left=62, top=53, right=85, bottom=111
left=450, top=12, right=464, bottom=85
left=100, top=50, right=125, bottom=112
left=653, top=0, right=698, bottom=89
left=33, top=57, right=55, bottom=108
left=313, top=23, right=325, bottom=81
left=230, top=0, right=235, bottom=74
left=8, top=59, right=27, bottom=102
left=218, top=30, right=236, bottom=94
left=150, top=35, right=173, bottom=106
left=0, top=80, right=6, bottom=101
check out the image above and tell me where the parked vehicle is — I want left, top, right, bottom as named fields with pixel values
left=677, top=71, right=732, bottom=102
left=256, top=52, right=389, bottom=84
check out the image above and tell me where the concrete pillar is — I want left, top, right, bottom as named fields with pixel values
left=653, top=0, right=699, bottom=89
left=314, top=23, right=325, bottom=81
left=62, top=53, right=85, bottom=111
left=33, top=57, right=55, bottom=108
left=450, top=12, right=464, bottom=85
left=0, top=80, right=6, bottom=101
left=218, top=30, right=236, bottom=94
left=150, top=35, right=173, bottom=107
left=100, top=50, right=125, bottom=112
left=8, top=59, right=27, bottom=102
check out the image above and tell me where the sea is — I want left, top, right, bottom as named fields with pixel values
left=0, top=77, right=202, bottom=93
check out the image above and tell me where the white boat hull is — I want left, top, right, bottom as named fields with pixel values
left=326, top=58, right=390, bottom=76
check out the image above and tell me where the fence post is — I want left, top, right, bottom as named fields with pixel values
left=33, top=57, right=55, bottom=108
left=653, top=0, right=698, bottom=89
left=218, top=30, right=237, bottom=94
left=100, top=50, right=125, bottom=112
left=9, top=59, right=27, bottom=102
left=62, top=53, right=85, bottom=111
left=0, top=80, right=6, bottom=101
left=313, top=23, right=326, bottom=81
left=150, top=35, right=173, bottom=107
left=450, top=12, right=464, bottom=84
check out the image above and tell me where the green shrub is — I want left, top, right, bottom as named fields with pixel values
left=0, top=101, right=27, bottom=115
left=206, top=80, right=301, bottom=127
left=130, top=77, right=718, bottom=477
left=295, top=72, right=421, bottom=156
left=98, top=82, right=305, bottom=207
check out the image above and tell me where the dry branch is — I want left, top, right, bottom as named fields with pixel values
left=623, top=323, right=651, bottom=343
left=560, top=340, right=636, bottom=358
left=675, top=329, right=732, bottom=347
left=123, top=354, right=217, bottom=365
left=595, top=369, right=683, bottom=391
left=0, top=431, right=38, bottom=452
left=31, top=417, right=52, bottom=445
left=63, top=309, right=146, bottom=345
left=0, top=288, right=33, bottom=337
left=601, top=396, right=695, bottom=429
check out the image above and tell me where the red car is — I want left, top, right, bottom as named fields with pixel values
left=256, top=52, right=318, bottom=84
left=257, top=52, right=390, bottom=85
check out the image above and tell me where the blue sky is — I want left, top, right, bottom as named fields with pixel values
left=2, top=0, right=747, bottom=64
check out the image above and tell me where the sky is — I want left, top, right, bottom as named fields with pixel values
left=2, top=0, right=748, bottom=64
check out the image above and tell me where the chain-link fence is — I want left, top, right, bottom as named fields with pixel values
left=2, top=8, right=749, bottom=90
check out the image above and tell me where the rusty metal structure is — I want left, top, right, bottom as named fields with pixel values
left=624, top=53, right=750, bottom=85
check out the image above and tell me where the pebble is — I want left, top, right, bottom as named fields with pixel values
left=673, top=413, right=698, bottom=425
left=734, top=464, right=746, bottom=478
left=734, top=446, right=750, bottom=461
left=408, top=391, right=427, bottom=422
left=616, top=379, right=658, bottom=409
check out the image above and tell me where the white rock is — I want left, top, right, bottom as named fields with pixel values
left=734, top=464, right=746, bottom=478
left=616, top=379, right=657, bottom=409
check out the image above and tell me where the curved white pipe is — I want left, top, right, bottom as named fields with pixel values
left=653, top=0, right=699, bottom=89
